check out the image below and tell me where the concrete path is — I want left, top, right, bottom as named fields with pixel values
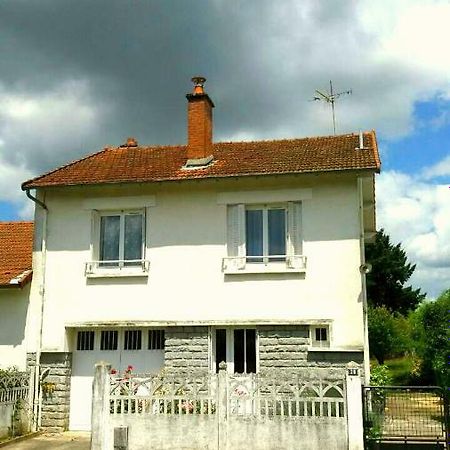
left=3, top=432, right=90, bottom=450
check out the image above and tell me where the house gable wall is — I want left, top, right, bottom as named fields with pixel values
left=30, top=173, right=365, bottom=353
left=0, top=285, right=31, bottom=370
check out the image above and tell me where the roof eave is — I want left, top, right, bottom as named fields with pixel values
left=0, top=271, right=33, bottom=289
left=22, top=166, right=381, bottom=190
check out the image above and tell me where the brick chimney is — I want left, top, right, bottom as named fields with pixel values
left=185, top=76, right=215, bottom=167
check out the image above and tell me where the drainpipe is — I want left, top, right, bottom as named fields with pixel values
left=25, top=189, right=48, bottom=212
left=357, top=178, right=371, bottom=386
left=24, top=188, right=48, bottom=431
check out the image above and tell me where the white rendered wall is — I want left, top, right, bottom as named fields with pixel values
left=31, top=174, right=366, bottom=353
left=0, top=285, right=31, bottom=370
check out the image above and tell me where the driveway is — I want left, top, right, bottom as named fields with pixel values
left=3, top=432, right=90, bottom=450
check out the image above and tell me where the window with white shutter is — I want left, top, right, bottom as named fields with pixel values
left=225, top=204, right=246, bottom=270
left=223, top=201, right=306, bottom=273
left=286, top=201, right=304, bottom=269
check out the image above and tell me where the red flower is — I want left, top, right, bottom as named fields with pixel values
left=110, top=369, right=117, bottom=375
left=126, top=365, right=133, bottom=372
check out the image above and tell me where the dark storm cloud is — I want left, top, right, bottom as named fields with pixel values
left=0, top=0, right=368, bottom=173
left=1, top=0, right=446, bottom=177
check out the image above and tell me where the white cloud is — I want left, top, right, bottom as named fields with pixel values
left=355, top=0, right=450, bottom=134
left=422, top=154, right=450, bottom=179
left=0, top=79, right=106, bottom=171
left=377, top=169, right=450, bottom=298
left=0, top=154, right=33, bottom=219
left=0, top=79, right=107, bottom=219
left=225, top=0, right=450, bottom=140
left=429, top=109, right=450, bottom=130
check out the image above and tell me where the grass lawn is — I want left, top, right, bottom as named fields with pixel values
left=371, top=355, right=416, bottom=385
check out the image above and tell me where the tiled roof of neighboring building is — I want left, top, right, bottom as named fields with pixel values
left=22, top=131, right=380, bottom=189
left=0, top=222, right=33, bottom=288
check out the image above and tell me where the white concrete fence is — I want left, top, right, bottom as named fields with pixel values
left=0, top=371, right=34, bottom=440
left=91, top=362, right=364, bottom=450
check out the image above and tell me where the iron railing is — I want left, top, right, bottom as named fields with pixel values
left=222, top=255, right=307, bottom=272
left=85, top=259, right=150, bottom=276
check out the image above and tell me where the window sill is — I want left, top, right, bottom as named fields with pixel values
left=85, top=260, right=150, bottom=278
left=224, top=265, right=306, bottom=275
left=307, top=347, right=362, bottom=352
left=222, top=256, right=306, bottom=275
left=85, top=270, right=149, bottom=279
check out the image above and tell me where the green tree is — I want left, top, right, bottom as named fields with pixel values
left=368, top=306, right=397, bottom=364
left=365, top=229, right=425, bottom=315
left=368, top=306, right=413, bottom=364
left=411, top=289, right=450, bottom=387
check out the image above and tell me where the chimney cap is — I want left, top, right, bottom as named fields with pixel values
left=191, top=76, right=207, bottom=94
left=191, top=76, right=206, bottom=86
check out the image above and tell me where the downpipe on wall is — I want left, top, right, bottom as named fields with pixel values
left=24, top=188, right=48, bottom=431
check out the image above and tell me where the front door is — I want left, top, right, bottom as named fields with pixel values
left=213, top=328, right=257, bottom=374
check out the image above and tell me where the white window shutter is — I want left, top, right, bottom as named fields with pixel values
left=91, top=210, right=100, bottom=261
left=287, top=201, right=302, bottom=256
left=227, top=204, right=245, bottom=256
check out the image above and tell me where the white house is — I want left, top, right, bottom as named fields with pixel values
left=0, top=221, right=34, bottom=371
left=21, top=77, right=380, bottom=431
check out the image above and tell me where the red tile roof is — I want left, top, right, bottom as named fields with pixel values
left=22, top=131, right=380, bottom=189
left=0, top=222, right=33, bottom=288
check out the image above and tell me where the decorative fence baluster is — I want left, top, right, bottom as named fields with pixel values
left=108, top=371, right=345, bottom=421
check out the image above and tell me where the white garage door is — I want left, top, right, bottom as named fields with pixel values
left=69, top=328, right=164, bottom=431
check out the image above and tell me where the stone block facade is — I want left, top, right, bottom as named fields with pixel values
left=164, top=326, right=209, bottom=372
left=258, top=325, right=363, bottom=379
left=258, top=325, right=310, bottom=370
left=27, top=352, right=72, bottom=432
left=164, top=325, right=363, bottom=379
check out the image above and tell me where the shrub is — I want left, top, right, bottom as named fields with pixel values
left=410, top=289, right=450, bottom=387
left=368, top=306, right=397, bottom=364
left=370, top=364, right=392, bottom=386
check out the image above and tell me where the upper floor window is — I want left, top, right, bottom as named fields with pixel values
left=223, top=202, right=305, bottom=273
left=100, top=211, right=144, bottom=266
left=246, top=206, right=286, bottom=263
left=85, top=210, right=149, bottom=277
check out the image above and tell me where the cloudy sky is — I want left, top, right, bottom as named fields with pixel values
left=0, top=0, right=449, bottom=298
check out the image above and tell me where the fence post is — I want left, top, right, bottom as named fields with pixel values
left=91, top=362, right=111, bottom=450
left=27, top=368, right=36, bottom=433
left=217, top=362, right=227, bottom=450
left=345, top=362, right=364, bottom=450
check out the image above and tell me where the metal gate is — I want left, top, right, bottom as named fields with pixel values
left=363, top=386, right=449, bottom=449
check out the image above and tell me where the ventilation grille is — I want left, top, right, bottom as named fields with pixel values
left=148, top=330, right=165, bottom=350
left=77, top=331, right=94, bottom=351
left=101, top=330, right=118, bottom=350
left=124, top=330, right=142, bottom=350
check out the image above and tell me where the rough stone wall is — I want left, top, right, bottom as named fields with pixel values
left=39, top=352, right=72, bottom=432
left=258, top=325, right=309, bottom=370
left=258, top=326, right=363, bottom=379
left=306, top=349, right=364, bottom=379
left=26, top=352, right=37, bottom=369
left=164, top=327, right=209, bottom=372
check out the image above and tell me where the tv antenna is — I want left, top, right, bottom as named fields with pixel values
left=312, top=81, right=352, bottom=135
